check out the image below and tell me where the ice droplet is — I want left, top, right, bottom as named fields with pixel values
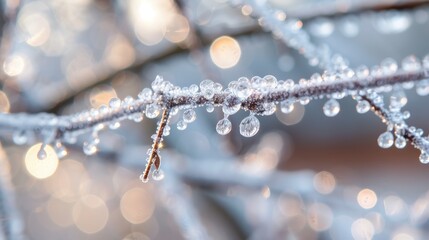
left=394, top=136, right=406, bottom=149
left=323, top=99, right=340, bottom=117
left=145, top=104, right=160, bottom=119
left=216, top=118, right=232, bottom=135
left=378, top=131, right=394, bottom=148
left=13, top=131, right=27, bottom=145
left=177, top=120, right=187, bottom=130
left=280, top=100, right=294, bottom=113
left=420, top=152, right=429, bottom=164
left=239, top=115, right=260, bottom=137
left=152, top=169, right=165, bottom=181
left=183, top=109, right=196, bottom=123
left=356, top=100, right=370, bottom=114
left=37, top=146, right=47, bottom=160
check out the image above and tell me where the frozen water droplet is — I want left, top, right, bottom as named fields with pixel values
left=416, top=80, right=429, bottom=96
left=177, top=120, right=187, bottom=130
left=109, top=121, right=120, bottom=129
left=152, top=75, right=164, bottom=91
left=280, top=100, right=294, bottom=113
left=183, top=109, right=196, bottom=123
left=83, top=142, right=97, bottom=155
left=200, top=79, right=214, bottom=90
left=420, top=152, right=429, bottom=164
left=356, top=65, right=369, bottom=78
left=13, top=131, right=27, bottom=145
left=356, top=100, right=370, bottom=114
left=380, top=58, right=398, bottom=75
left=138, top=88, right=153, bottom=100
left=222, top=96, right=241, bottom=115
left=390, top=91, right=407, bottom=108
left=216, top=118, right=232, bottom=135
left=145, top=104, right=160, bottom=119
left=164, top=125, right=171, bottom=136
left=299, top=97, right=310, bottom=105
left=378, top=131, right=394, bottom=148
left=54, top=141, right=67, bottom=158
left=152, top=169, right=165, bottom=181
left=37, top=146, right=47, bottom=160
left=262, top=75, right=277, bottom=88
left=133, top=113, right=143, bottom=122
left=402, top=55, right=421, bottom=72
left=323, top=99, right=340, bottom=117
left=239, top=115, right=260, bottom=137
left=394, top=136, right=406, bottom=149
left=109, top=98, right=121, bottom=109
left=235, top=77, right=252, bottom=99
left=262, top=102, right=276, bottom=115
left=139, top=174, right=149, bottom=183
left=206, top=104, right=214, bottom=113
left=189, top=84, right=199, bottom=93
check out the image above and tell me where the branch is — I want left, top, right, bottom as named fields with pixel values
left=235, top=0, right=429, bottom=161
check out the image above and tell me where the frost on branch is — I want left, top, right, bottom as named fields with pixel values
left=1, top=57, right=429, bottom=182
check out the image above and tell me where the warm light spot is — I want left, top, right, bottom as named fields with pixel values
left=0, top=91, right=10, bottom=113
left=19, top=13, right=51, bottom=46
left=210, top=36, right=241, bottom=69
left=120, top=187, right=155, bottom=224
left=307, top=203, right=333, bottom=231
left=3, top=55, right=25, bottom=77
left=166, top=14, right=190, bottom=43
left=105, top=35, right=135, bottom=69
left=72, top=194, right=109, bottom=234
left=47, top=196, right=74, bottom=227
left=261, top=186, right=271, bottom=199
left=357, top=188, right=377, bottom=209
left=276, top=103, right=305, bottom=125
left=313, top=171, right=336, bottom=194
left=25, top=143, right=58, bottom=179
left=129, top=0, right=173, bottom=46
left=89, top=85, right=117, bottom=108
left=351, top=218, right=374, bottom=240
left=278, top=195, right=302, bottom=219
left=241, top=5, right=252, bottom=16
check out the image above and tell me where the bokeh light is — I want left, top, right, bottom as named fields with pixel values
left=313, top=171, right=336, bottom=194
left=307, top=203, right=333, bottom=231
left=72, top=194, right=109, bottom=234
left=89, top=85, right=117, bottom=108
left=120, top=187, right=155, bottom=224
left=357, top=188, right=378, bottom=209
left=3, top=54, right=25, bottom=77
left=25, top=143, right=59, bottom=179
left=351, top=218, right=375, bottom=240
left=210, top=36, right=241, bottom=69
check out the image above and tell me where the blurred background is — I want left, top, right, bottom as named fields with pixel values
left=0, top=0, right=429, bottom=239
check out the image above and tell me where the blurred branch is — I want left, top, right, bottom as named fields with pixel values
left=0, top=144, right=24, bottom=240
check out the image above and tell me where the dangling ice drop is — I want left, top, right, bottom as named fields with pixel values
left=420, top=152, right=429, bottom=164
left=183, top=109, right=196, bottom=123
left=139, top=173, right=149, bottom=183
left=54, top=141, right=67, bottom=158
left=216, top=118, right=232, bottom=135
left=323, top=99, right=340, bottom=117
left=177, top=120, right=187, bottom=130
left=394, top=136, right=406, bottom=149
left=37, top=145, right=47, bottom=160
left=356, top=100, right=370, bottom=114
left=239, top=114, right=260, bottom=137
left=13, top=130, right=27, bottom=145
left=146, top=104, right=160, bottom=119
left=378, top=131, right=394, bottom=148
left=152, top=169, right=165, bottom=181
left=280, top=100, right=294, bottom=114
